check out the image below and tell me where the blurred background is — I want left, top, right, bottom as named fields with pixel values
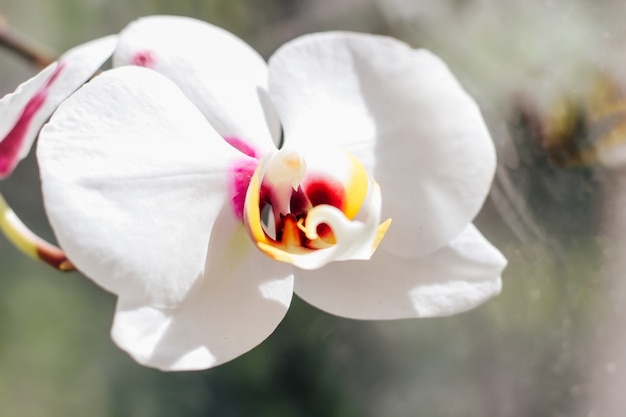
left=1, top=0, right=625, bottom=416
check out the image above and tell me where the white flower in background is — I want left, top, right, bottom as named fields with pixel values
left=0, top=34, right=116, bottom=270
left=35, top=16, right=506, bottom=371
left=0, top=36, right=116, bottom=178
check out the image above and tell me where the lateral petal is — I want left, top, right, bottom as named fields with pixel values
left=37, top=66, right=249, bottom=308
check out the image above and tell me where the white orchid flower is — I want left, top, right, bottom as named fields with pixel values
left=0, top=35, right=117, bottom=178
left=33, top=16, right=505, bottom=371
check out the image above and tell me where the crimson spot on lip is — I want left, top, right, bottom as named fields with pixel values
left=257, top=174, right=345, bottom=248
left=0, top=63, right=65, bottom=179
left=301, top=177, right=345, bottom=245
left=301, top=176, right=345, bottom=211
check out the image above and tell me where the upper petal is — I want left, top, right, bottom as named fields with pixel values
left=268, top=32, right=496, bottom=257
left=0, top=35, right=117, bottom=178
left=37, top=66, right=250, bottom=308
left=114, top=15, right=278, bottom=155
left=112, top=207, right=294, bottom=371
left=293, top=224, right=506, bottom=320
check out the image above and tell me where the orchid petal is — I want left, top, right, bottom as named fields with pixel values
left=268, top=32, right=496, bottom=257
left=114, top=15, right=278, bottom=156
left=111, top=207, right=294, bottom=371
left=0, top=35, right=117, bottom=178
left=38, top=66, right=250, bottom=308
left=294, top=224, right=505, bottom=320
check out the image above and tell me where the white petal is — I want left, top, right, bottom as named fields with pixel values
left=268, top=32, right=496, bottom=257
left=38, top=66, right=249, bottom=308
left=0, top=36, right=117, bottom=178
left=294, top=224, right=506, bottom=320
left=114, top=15, right=277, bottom=156
left=112, top=207, right=294, bottom=371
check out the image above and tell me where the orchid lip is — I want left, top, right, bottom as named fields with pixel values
left=242, top=147, right=391, bottom=269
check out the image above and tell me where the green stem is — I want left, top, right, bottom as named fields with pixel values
left=0, top=193, right=75, bottom=271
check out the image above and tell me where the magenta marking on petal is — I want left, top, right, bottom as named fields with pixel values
left=131, top=50, right=157, bottom=68
left=224, top=136, right=259, bottom=159
left=0, top=64, right=65, bottom=179
left=229, top=158, right=258, bottom=219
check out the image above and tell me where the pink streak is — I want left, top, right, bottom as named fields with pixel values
left=224, top=136, right=259, bottom=158
left=0, top=64, right=65, bottom=179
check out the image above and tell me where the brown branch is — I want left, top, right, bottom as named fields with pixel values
left=0, top=15, right=56, bottom=68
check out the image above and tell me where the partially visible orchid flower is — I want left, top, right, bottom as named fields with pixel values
left=0, top=34, right=117, bottom=270
left=35, top=16, right=506, bottom=371
left=0, top=35, right=117, bottom=178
